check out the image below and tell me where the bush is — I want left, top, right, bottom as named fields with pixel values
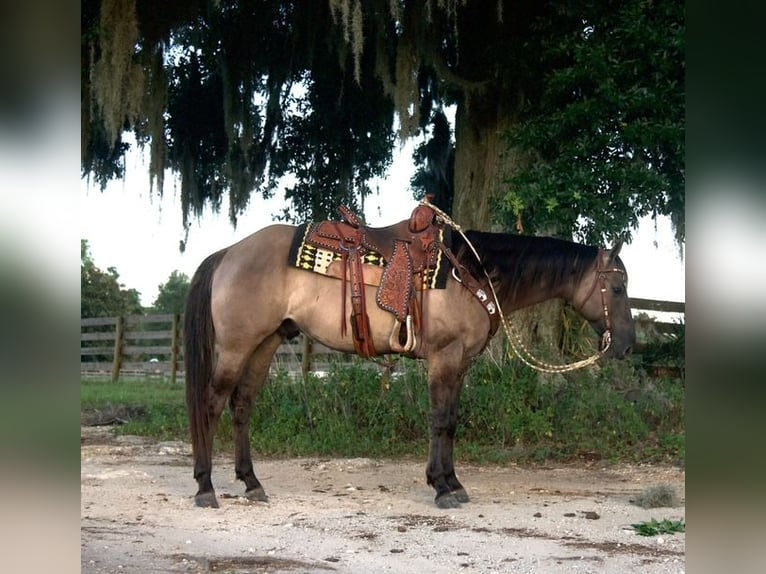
left=243, top=362, right=430, bottom=457
left=458, top=357, right=684, bottom=463
left=81, top=353, right=684, bottom=465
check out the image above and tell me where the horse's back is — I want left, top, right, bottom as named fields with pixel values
left=215, top=224, right=296, bottom=277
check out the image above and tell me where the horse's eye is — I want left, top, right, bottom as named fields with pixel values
left=612, top=286, right=624, bottom=295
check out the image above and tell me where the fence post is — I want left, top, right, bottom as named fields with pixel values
left=301, top=336, right=312, bottom=378
left=111, top=316, right=124, bottom=383
left=171, top=313, right=180, bottom=385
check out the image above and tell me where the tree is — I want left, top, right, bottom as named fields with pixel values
left=81, top=240, right=143, bottom=317
left=82, top=0, right=395, bottom=236
left=151, top=271, right=191, bottom=315
left=501, top=0, right=684, bottom=248
left=405, top=1, right=684, bottom=358
left=81, top=0, right=684, bottom=244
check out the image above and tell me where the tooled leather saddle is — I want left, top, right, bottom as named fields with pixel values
left=289, top=200, right=499, bottom=357
left=304, top=201, right=444, bottom=357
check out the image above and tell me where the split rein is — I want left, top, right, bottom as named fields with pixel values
left=508, top=268, right=623, bottom=373
left=422, top=200, right=617, bottom=374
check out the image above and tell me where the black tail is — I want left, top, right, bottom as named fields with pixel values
left=184, top=249, right=227, bottom=465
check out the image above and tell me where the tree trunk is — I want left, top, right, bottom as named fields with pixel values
left=451, top=92, right=569, bottom=365
left=452, top=91, right=521, bottom=230
left=512, top=301, right=568, bottom=363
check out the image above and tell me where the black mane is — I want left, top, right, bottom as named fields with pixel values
left=453, top=231, right=599, bottom=303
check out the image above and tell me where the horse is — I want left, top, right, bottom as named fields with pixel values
left=184, top=215, right=636, bottom=509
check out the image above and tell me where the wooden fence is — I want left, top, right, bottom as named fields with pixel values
left=81, top=297, right=684, bottom=382
left=81, top=314, right=183, bottom=383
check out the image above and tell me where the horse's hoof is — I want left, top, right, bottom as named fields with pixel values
left=244, top=486, right=268, bottom=502
left=435, top=493, right=461, bottom=509
left=195, top=491, right=219, bottom=508
left=451, top=488, right=470, bottom=503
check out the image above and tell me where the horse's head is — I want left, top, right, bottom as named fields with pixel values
left=573, top=243, right=636, bottom=359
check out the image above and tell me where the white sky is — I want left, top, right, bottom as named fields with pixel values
left=80, top=143, right=685, bottom=309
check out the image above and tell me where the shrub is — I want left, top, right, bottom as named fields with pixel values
left=81, top=353, right=684, bottom=464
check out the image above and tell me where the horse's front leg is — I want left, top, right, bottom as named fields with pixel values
left=441, top=399, right=470, bottom=503
left=425, top=351, right=468, bottom=509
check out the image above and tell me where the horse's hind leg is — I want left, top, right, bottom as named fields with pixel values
left=229, top=332, right=283, bottom=502
left=193, top=351, right=247, bottom=508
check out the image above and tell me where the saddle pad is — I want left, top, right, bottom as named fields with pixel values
left=289, top=223, right=384, bottom=274
left=288, top=222, right=453, bottom=290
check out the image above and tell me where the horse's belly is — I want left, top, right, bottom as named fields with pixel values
left=286, top=274, right=397, bottom=353
left=285, top=271, right=490, bottom=358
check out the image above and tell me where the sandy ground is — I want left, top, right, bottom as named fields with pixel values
left=81, top=426, right=685, bottom=573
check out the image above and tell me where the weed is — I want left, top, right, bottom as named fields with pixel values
left=632, top=485, right=679, bottom=508
left=631, top=518, right=685, bottom=536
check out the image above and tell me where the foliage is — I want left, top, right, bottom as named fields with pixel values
left=81, top=354, right=684, bottom=464
left=501, top=0, right=684, bottom=247
left=82, top=1, right=683, bottom=243
left=82, top=0, right=399, bottom=228
left=81, top=239, right=142, bottom=317
left=151, top=270, right=191, bottom=315
left=272, top=68, right=395, bottom=223
left=224, top=362, right=431, bottom=457
left=636, top=319, right=685, bottom=372
left=631, top=518, right=685, bottom=537
left=463, top=358, right=684, bottom=463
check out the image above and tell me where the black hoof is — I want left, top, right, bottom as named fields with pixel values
left=435, top=492, right=461, bottom=509
left=451, top=487, right=470, bottom=503
left=195, top=491, right=219, bottom=508
left=244, top=486, right=268, bottom=502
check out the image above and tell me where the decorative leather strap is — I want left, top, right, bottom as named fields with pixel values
left=439, top=244, right=500, bottom=338
left=345, top=241, right=377, bottom=358
left=338, top=205, right=363, bottom=228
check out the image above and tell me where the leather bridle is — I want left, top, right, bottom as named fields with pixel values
left=418, top=199, right=628, bottom=372
left=576, top=266, right=627, bottom=352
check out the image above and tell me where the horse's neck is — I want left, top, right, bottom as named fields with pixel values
left=497, top=256, right=582, bottom=313
left=465, top=231, right=594, bottom=315
left=502, top=281, right=574, bottom=313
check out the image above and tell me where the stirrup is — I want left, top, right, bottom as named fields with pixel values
left=389, top=315, right=416, bottom=353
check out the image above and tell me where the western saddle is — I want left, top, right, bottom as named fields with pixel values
left=300, top=199, right=499, bottom=358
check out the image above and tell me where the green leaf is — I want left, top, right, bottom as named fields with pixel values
left=631, top=518, right=685, bottom=536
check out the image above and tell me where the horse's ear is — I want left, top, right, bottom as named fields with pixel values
left=607, top=241, right=623, bottom=263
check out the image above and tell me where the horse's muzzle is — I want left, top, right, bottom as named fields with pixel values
left=617, top=344, right=633, bottom=359
left=608, top=341, right=634, bottom=360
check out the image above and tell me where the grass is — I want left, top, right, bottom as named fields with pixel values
left=81, top=379, right=188, bottom=441
left=81, top=352, right=684, bottom=466
left=81, top=378, right=184, bottom=409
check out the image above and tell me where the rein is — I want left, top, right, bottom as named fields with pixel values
left=505, top=268, right=622, bottom=374
left=421, top=200, right=616, bottom=373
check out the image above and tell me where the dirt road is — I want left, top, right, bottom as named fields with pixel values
left=81, top=427, right=685, bottom=573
